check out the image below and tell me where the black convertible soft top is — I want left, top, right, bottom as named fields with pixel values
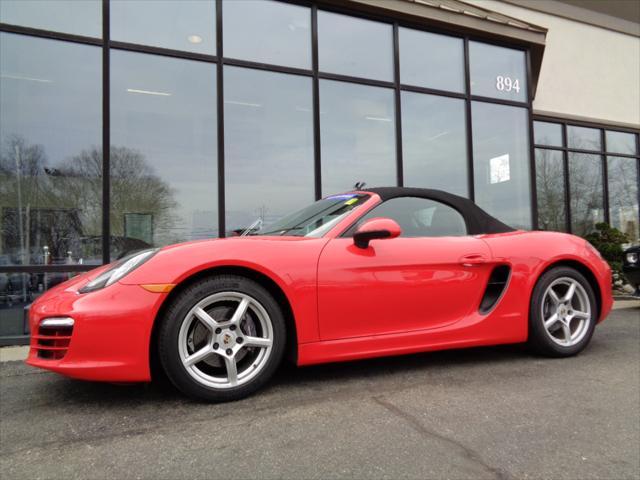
left=363, top=187, right=515, bottom=235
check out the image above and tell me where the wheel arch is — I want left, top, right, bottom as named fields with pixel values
left=536, top=259, right=602, bottom=321
left=149, top=265, right=298, bottom=381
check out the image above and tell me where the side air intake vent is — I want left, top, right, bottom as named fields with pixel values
left=479, top=265, right=511, bottom=314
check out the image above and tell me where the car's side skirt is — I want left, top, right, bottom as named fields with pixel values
left=297, top=315, right=527, bottom=366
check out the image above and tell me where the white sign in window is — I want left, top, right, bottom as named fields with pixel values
left=489, top=154, right=511, bottom=184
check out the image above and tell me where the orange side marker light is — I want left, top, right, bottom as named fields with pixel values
left=140, top=284, right=176, bottom=293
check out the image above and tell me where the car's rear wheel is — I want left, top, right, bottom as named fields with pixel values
left=158, top=275, right=286, bottom=402
left=528, top=266, right=597, bottom=357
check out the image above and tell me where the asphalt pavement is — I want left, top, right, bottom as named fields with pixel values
left=1, top=305, right=639, bottom=480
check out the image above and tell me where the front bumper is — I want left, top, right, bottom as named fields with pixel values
left=26, top=274, right=166, bottom=382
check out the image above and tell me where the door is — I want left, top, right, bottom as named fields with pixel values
left=317, top=197, right=494, bottom=340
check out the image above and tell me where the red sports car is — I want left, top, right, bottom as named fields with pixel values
left=27, top=188, right=613, bottom=401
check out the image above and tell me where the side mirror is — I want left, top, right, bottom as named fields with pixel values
left=353, top=218, right=402, bottom=249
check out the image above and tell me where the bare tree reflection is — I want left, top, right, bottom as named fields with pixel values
left=568, top=153, right=604, bottom=236
left=0, top=136, right=177, bottom=266
left=608, top=156, right=639, bottom=242
left=535, top=149, right=565, bottom=231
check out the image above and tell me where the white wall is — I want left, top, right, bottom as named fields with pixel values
left=470, top=0, right=640, bottom=127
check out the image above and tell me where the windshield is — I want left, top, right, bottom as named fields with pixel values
left=256, top=193, right=370, bottom=237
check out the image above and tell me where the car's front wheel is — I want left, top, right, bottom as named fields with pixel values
left=158, top=275, right=286, bottom=402
left=528, top=266, right=597, bottom=357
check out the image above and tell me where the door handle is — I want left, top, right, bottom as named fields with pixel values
left=459, top=254, right=488, bottom=267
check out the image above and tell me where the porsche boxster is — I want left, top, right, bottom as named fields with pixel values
left=27, top=187, right=613, bottom=401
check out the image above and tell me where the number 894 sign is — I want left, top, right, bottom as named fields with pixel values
left=496, top=75, right=520, bottom=93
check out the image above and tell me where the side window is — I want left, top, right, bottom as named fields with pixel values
left=346, top=197, right=467, bottom=237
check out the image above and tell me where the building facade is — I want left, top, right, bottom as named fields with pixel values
left=1, top=0, right=639, bottom=344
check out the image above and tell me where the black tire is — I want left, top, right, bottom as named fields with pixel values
left=528, top=266, right=597, bottom=357
left=157, top=274, right=286, bottom=402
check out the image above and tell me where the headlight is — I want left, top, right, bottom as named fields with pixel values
left=79, top=249, right=157, bottom=293
left=627, top=252, right=639, bottom=264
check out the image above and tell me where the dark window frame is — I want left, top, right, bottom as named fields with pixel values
left=0, top=0, right=533, bottom=275
left=533, top=114, right=640, bottom=236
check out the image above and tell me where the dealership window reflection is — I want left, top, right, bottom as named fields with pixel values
left=568, top=153, right=604, bottom=236
left=223, top=0, right=310, bottom=69
left=111, top=51, right=217, bottom=257
left=320, top=80, right=396, bottom=196
left=0, top=0, right=101, bottom=38
left=401, top=92, right=467, bottom=196
left=567, top=125, right=601, bottom=151
left=608, top=156, right=639, bottom=242
left=318, top=11, right=393, bottom=81
left=533, top=121, right=563, bottom=147
left=111, top=0, right=215, bottom=54
left=535, top=149, right=566, bottom=231
left=472, top=102, right=531, bottom=229
left=469, top=42, right=527, bottom=103
left=399, top=28, right=464, bottom=93
left=0, top=33, right=102, bottom=267
left=224, top=66, right=314, bottom=234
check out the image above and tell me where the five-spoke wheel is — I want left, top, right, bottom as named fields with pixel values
left=179, top=292, right=274, bottom=388
left=158, top=275, right=286, bottom=402
left=529, top=267, right=597, bottom=357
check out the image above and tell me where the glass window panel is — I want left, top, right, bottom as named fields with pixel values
left=346, top=197, right=467, bottom=237
left=399, top=28, right=464, bottom=92
left=535, top=149, right=566, bottom=231
left=111, top=51, right=217, bottom=257
left=534, top=121, right=563, bottom=147
left=608, top=156, right=639, bottom=242
left=0, top=34, right=101, bottom=267
left=567, top=125, right=601, bottom=151
left=224, top=66, right=314, bottom=233
left=472, top=102, right=531, bottom=229
left=568, top=153, right=604, bottom=236
left=401, top=92, right=467, bottom=196
left=0, top=0, right=101, bottom=37
left=320, top=80, right=396, bottom=195
left=223, top=0, right=310, bottom=69
left=318, top=11, right=393, bottom=81
left=111, top=0, right=215, bottom=54
left=606, top=130, right=637, bottom=155
left=469, top=42, right=527, bottom=102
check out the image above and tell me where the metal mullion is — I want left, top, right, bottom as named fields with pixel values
left=573, top=148, right=637, bottom=159
left=102, top=0, right=110, bottom=264
left=602, top=129, right=610, bottom=225
left=222, top=57, right=311, bottom=77
left=317, top=71, right=394, bottom=89
left=469, top=94, right=529, bottom=109
left=0, top=265, right=95, bottom=274
left=399, top=84, right=466, bottom=100
left=393, top=22, right=403, bottom=187
left=0, top=22, right=102, bottom=46
left=110, top=41, right=218, bottom=64
left=562, top=124, right=572, bottom=233
left=312, top=5, right=322, bottom=200
left=463, top=37, right=474, bottom=201
left=533, top=114, right=640, bottom=136
left=533, top=144, right=564, bottom=152
left=216, top=0, right=225, bottom=237
left=637, top=134, right=640, bottom=233
left=526, top=49, right=537, bottom=230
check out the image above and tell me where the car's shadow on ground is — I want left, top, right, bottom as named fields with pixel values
left=30, top=342, right=551, bottom=409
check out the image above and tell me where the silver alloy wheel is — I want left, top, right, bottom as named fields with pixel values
left=541, top=277, right=592, bottom=347
left=178, top=292, right=274, bottom=389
